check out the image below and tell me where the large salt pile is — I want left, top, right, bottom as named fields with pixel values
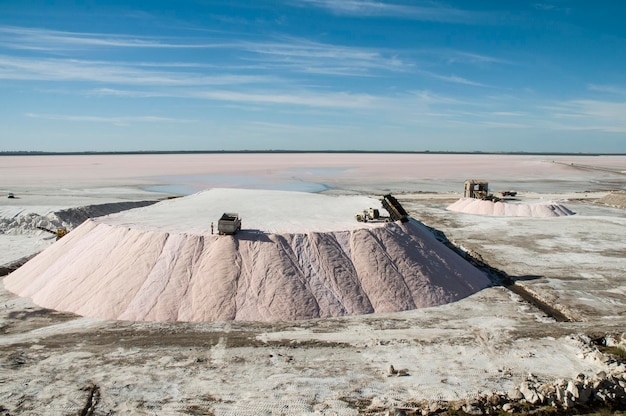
left=4, top=189, right=490, bottom=322
left=447, top=198, right=575, bottom=217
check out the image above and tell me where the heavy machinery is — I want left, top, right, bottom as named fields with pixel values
left=355, top=207, right=383, bottom=223
left=381, top=194, right=409, bottom=223
left=356, top=194, right=409, bottom=223
left=37, top=226, right=69, bottom=240
left=464, top=179, right=502, bottom=201
left=218, top=213, right=241, bottom=235
left=464, top=179, right=489, bottom=199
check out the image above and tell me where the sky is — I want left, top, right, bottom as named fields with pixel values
left=1, top=1, right=625, bottom=153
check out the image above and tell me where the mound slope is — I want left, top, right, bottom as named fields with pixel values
left=447, top=197, right=575, bottom=217
left=598, top=191, right=626, bottom=209
left=5, top=189, right=490, bottom=322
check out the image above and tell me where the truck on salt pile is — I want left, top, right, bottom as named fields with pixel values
left=381, top=194, right=409, bottom=223
left=356, top=194, right=409, bottom=223
left=355, top=207, right=383, bottom=223
left=217, top=213, right=241, bottom=235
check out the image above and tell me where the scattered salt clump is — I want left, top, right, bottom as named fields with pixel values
left=5, top=189, right=490, bottom=322
left=447, top=198, right=575, bottom=217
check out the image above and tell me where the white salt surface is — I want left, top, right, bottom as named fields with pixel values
left=100, top=188, right=389, bottom=234
left=5, top=189, right=490, bottom=322
left=447, top=197, right=576, bottom=217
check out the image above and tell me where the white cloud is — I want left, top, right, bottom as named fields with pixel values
left=542, top=99, right=626, bottom=133
left=0, top=25, right=507, bottom=88
left=0, top=55, right=271, bottom=86
left=90, top=87, right=378, bottom=109
left=292, top=0, right=486, bottom=23
left=90, top=88, right=164, bottom=98
left=0, top=26, right=413, bottom=79
left=25, top=113, right=194, bottom=125
left=439, top=50, right=511, bottom=66
left=0, top=25, right=229, bottom=51
left=491, top=111, right=527, bottom=116
left=240, top=37, right=412, bottom=76
left=193, top=90, right=378, bottom=108
left=423, top=72, right=486, bottom=87
left=588, top=84, right=626, bottom=96
left=479, top=121, right=529, bottom=129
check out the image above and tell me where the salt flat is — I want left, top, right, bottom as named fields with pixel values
left=1, top=153, right=625, bottom=415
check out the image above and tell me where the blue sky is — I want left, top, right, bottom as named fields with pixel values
left=1, top=1, right=625, bottom=152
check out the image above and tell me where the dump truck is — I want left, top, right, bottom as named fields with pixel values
left=218, top=213, right=241, bottom=235
left=381, top=194, right=409, bottom=223
left=355, top=207, right=382, bottom=222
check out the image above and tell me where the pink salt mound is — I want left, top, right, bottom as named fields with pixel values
left=4, top=189, right=490, bottom=322
left=447, top=197, right=575, bottom=217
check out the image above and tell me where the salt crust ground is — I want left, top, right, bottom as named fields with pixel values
left=1, top=154, right=625, bottom=414
left=446, top=197, right=575, bottom=217
left=5, top=189, right=490, bottom=322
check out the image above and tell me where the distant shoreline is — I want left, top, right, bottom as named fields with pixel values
left=2, top=150, right=625, bottom=156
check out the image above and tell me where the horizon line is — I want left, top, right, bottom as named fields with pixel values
left=1, top=150, right=626, bottom=156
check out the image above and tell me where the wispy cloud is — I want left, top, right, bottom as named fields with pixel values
left=0, top=26, right=412, bottom=78
left=240, top=120, right=343, bottom=134
left=423, top=72, right=486, bottom=87
left=292, top=0, right=488, bottom=24
left=241, top=37, right=411, bottom=76
left=533, top=3, right=571, bottom=14
left=188, top=90, right=378, bottom=108
left=25, top=113, right=194, bottom=125
left=0, top=25, right=230, bottom=51
left=0, top=55, right=271, bottom=86
left=543, top=99, right=626, bottom=133
left=437, top=50, right=511, bottom=66
left=91, top=88, right=165, bottom=98
left=408, top=90, right=467, bottom=105
left=479, top=121, right=529, bottom=129
left=588, top=84, right=626, bottom=96
left=1, top=25, right=506, bottom=86
left=491, top=111, right=527, bottom=117
left=92, top=87, right=378, bottom=109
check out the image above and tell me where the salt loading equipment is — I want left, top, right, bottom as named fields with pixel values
left=36, top=226, right=69, bottom=240
left=464, top=179, right=490, bottom=199
left=381, top=194, right=409, bottom=223
left=355, top=194, right=409, bottom=223
left=354, top=194, right=409, bottom=222
left=217, top=213, right=242, bottom=235
left=463, top=179, right=517, bottom=201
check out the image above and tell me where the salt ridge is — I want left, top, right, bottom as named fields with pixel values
left=447, top=198, right=575, bottom=217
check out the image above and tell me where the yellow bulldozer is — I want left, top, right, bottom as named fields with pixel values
left=37, top=226, right=69, bottom=240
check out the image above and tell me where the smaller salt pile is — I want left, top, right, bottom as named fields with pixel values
left=447, top=198, right=575, bottom=217
left=598, top=191, right=626, bottom=209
